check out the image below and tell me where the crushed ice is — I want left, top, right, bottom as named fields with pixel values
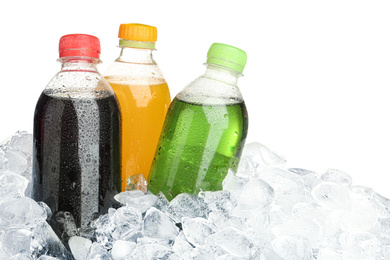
left=1, top=131, right=390, bottom=259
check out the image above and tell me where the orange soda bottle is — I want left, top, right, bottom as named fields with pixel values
left=105, top=23, right=171, bottom=191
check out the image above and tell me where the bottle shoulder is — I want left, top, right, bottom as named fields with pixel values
left=176, top=75, right=244, bottom=105
left=43, top=70, right=115, bottom=99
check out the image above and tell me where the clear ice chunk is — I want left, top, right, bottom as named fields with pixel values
left=111, top=240, right=136, bottom=260
left=222, top=169, right=249, bottom=196
left=182, top=217, right=214, bottom=247
left=163, top=193, right=208, bottom=223
left=321, top=168, right=352, bottom=187
left=0, top=171, right=29, bottom=204
left=258, top=167, right=305, bottom=210
left=205, top=227, right=258, bottom=258
left=237, top=142, right=286, bottom=178
left=126, top=174, right=148, bottom=194
left=130, top=244, right=178, bottom=260
left=143, top=207, right=179, bottom=241
left=271, top=235, right=313, bottom=260
left=198, top=190, right=238, bottom=214
left=68, top=236, right=92, bottom=260
left=311, top=182, right=351, bottom=211
left=87, top=242, right=110, bottom=259
left=172, top=231, right=193, bottom=255
left=271, top=219, right=321, bottom=247
left=2, top=228, right=31, bottom=257
left=8, top=131, right=33, bottom=155
left=234, top=178, right=274, bottom=213
left=30, top=221, right=73, bottom=260
left=114, top=190, right=157, bottom=213
left=4, top=149, right=28, bottom=175
left=317, top=248, right=342, bottom=260
left=0, top=196, right=46, bottom=228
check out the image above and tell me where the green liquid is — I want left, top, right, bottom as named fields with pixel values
left=148, top=98, right=248, bottom=200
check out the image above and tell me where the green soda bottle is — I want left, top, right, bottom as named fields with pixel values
left=148, top=43, right=248, bottom=200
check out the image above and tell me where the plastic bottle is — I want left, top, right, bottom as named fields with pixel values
left=105, top=23, right=171, bottom=191
left=148, top=43, right=248, bottom=200
left=32, top=34, right=121, bottom=228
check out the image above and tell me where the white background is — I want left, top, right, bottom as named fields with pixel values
left=1, top=1, right=390, bottom=197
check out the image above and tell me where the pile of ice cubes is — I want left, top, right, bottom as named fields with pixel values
left=1, top=131, right=390, bottom=259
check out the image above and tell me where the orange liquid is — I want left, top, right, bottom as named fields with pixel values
left=105, top=77, right=171, bottom=191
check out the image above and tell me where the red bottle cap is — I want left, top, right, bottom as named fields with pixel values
left=59, top=34, right=101, bottom=59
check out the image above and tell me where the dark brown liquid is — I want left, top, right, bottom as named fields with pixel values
left=32, top=91, right=121, bottom=228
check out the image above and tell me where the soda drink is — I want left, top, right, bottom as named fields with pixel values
left=148, top=43, right=248, bottom=200
left=105, top=23, right=171, bottom=191
left=32, top=34, right=121, bottom=228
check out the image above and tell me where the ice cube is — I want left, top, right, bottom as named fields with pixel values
left=271, top=219, right=321, bottom=247
left=378, top=218, right=390, bottom=245
left=182, top=217, right=214, bottom=247
left=341, top=199, right=378, bottom=232
left=68, top=236, right=92, bottom=260
left=321, top=168, right=352, bottom=187
left=163, top=193, right=208, bottom=223
left=126, top=173, right=148, bottom=193
left=4, top=149, right=28, bottom=175
left=172, top=231, right=193, bottom=255
left=198, top=190, right=238, bottom=214
left=234, top=178, right=274, bottom=213
left=259, top=167, right=306, bottom=210
left=152, top=192, right=170, bottom=211
left=205, top=227, right=258, bottom=258
left=288, top=168, right=321, bottom=191
left=114, top=190, right=157, bottom=213
left=143, top=207, right=179, bottom=241
left=30, top=221, right=73, bottom=260
left=8, top=131, right=33, bottom=155
left=37, top=201, right=52, bottom=222
left=317, top=248, right=342, bottom=260
left=373, top=192, right=390, bottom=219
left=110, top=206, right=143, bottom=241
left=208, top=211, right=247, bottom=233
left=111, top=240, right=136, bottom=260
left=222, top=169, right=249, bottom=196
left=0, top=171, right=29, bottom=204
left=0, top=149, right=8, bottom=172
left=350, top=186, right=374, bottom=201
left=37, top=256, right=60, bottom=260
left=271, top=235, right=313, bottom=260
left=339, top=232, right=381, bottom=259
left=2, top=228, right=31, bottom=256
left=130, top=244, right=179, bottom=260
left=238, top=142, right=286, bottom=176
left=9, top=253, right=33, bottom=260
left=311, top=182, right=351, bottom=211
left=87, top=242, right=110, bottom=259
left=0, top=196, right=46, bottom=228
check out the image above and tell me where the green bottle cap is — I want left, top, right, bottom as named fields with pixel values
left=206, top=43, right=247, bottom=74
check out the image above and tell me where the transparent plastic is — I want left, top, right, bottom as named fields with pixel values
left=105, top=46, right=171, bottom=191
left=148, top=64, right=248, bottom=200
left=32, top=57, right=121, bottom=229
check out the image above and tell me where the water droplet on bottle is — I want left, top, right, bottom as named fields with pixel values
left=234, top=131, right=238, bottom=136
left=71, top=182, right=76, bottom=190
left=85, top=76, right=92, bottom=81
left=224, top=114, right=228, bottom=118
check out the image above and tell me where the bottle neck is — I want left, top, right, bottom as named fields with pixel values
left=116, top=47, right=156, bottom=64
left=203, top=64, right=241, bottom=86
left=59, top=57, right=100, bottom=73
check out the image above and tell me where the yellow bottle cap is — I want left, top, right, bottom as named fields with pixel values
left=118, top=23, right=157, bottom=49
